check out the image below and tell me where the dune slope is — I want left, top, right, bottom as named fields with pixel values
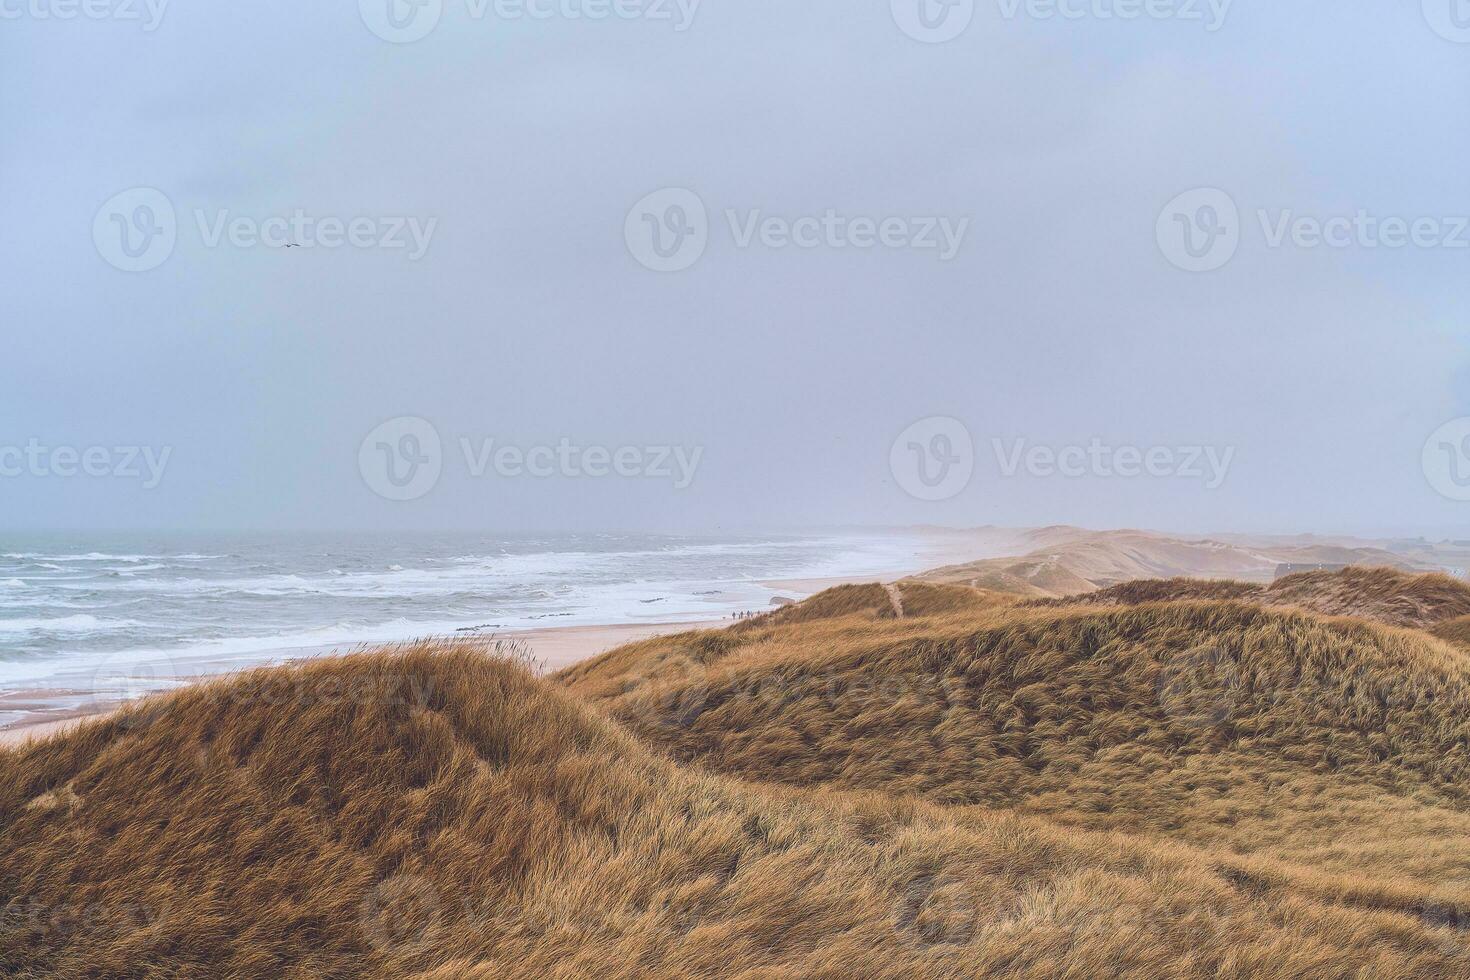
left=559, top=587, right=1470, bottom=890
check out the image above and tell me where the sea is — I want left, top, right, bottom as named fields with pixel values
left=0, top=530, right=937, bottom=718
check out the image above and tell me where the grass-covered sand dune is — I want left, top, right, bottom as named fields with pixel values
left=1028, top=566, right=1470, bottom=630
left=6, top=569, right=1470, bottom=977
left=560, top=580, right=1470, bottom=884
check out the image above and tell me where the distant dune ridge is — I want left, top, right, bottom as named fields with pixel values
left=7, top=558, right=1470, bottom=975
left=911, top=525, right=1428, bottom=597
left=1030, top=565, right=1470, bottom=630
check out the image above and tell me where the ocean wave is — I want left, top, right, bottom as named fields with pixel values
left=0, top=533, right=935, bottom=690
left=0, top=552, right=223, bottom=563
left=0, top=597, right=136, bottom=611
left=0, top=616, right=546, bottom=686
left=0, top=615, right=149, bottom=635
left=107, top=564, right=170, bottom=576
left=37, top=542, right=905, bottom=603
left=3, top=552, right=151, bottom=562
left=65, top=564, right=585, bottom=598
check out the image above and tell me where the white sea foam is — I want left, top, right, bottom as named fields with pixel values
left=0, top=532, right=938, bottom=693
left=0, top=552, right=223, bottom=563
left=0, top=615, right=149, bottom=635
left=0, top=611, right=690, bottom=687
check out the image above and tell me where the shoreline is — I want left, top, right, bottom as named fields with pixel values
left=0, top=617, right=734, bottom=748
left=0, top=523, right=991, bottom=750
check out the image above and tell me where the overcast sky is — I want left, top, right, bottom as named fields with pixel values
left=4, top=0, right=1469, bottom=536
